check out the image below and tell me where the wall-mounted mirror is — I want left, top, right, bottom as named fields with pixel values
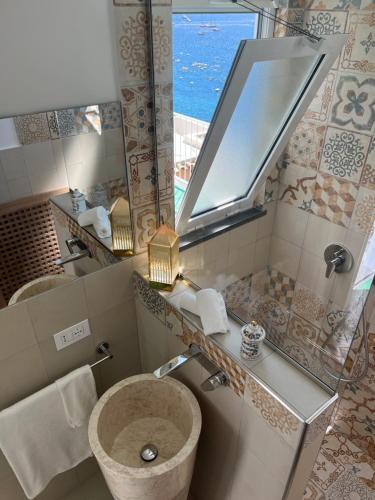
left=0, top=102, right=133, bottom=309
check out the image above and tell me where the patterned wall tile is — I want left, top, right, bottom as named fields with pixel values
left=350, top=185, right=375, bottom=234
left=157, top=147, right=174, bottom=201
left=128, top=150, right=157, bottom=207
left=264, top=267, right=296, bottom=307
left=361, top=138, right=375, bottom=190
left=292, top=283, right=326, bottom=327
left=74, top=106, right=101, bottom=134
left=100, top=102, right=122, bottom=130
left=121, top=85, right=154, bottom=153
left=14, top=113, right=50, bottom=145
left=284, top=121, right=326, bottom=170
left=154, top=83, right=173, bottom=146
left=330, top=74, right=375, bottom=134
left=244, top=376, right=303, bottom=448
left=287, top=312, right=321, bottom=347
left=279, top=164, right=317, bottom=211
left=132, top=202, right=157, bottom=252
left=274, top=8, right=305, bottom=37
left=134, top=272, right=166, bottom=323
left=47, top=110, right=77, bottom=139
left=341, top=11, right=375, bottom=74
left=310, top=172, right=359, bottom=227
left=222, top=274, right=252, bottom=311
left=319, top=126, right=371, bottom=182
left=305, top=71, right=337, bottom=124
left=160, top=196, right=175, bottom=229
left=151, top=6, right=172, bottom=84
left=165, top=302, right=183, bottom=336
left=115, top=7, right=150, bottom=85
left=304, top=10, right=348, bottom=37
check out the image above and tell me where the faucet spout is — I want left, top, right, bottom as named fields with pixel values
left=55, top=250, right=91, bottom=266
left=153, top=344, right=201, bottom=378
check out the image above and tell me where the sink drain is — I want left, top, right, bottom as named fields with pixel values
left=140, top=444, right=158, bottom=462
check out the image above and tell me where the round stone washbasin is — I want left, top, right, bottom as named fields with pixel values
left=88, top=374, right=202, bottom=500
left=8, top=274, right=75, bottom=305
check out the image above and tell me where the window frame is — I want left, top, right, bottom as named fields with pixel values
left=175, top=33, right=347, bottom=235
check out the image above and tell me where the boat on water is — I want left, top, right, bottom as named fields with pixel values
left=182, top=15, right=191, bottom=22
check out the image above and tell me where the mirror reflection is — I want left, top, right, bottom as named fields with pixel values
left=0, top=102, right=133, bottom=309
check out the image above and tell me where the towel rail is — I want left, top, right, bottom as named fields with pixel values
left=90, top=342, right=114, bottom=369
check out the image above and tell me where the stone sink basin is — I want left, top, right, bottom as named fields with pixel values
left=88, top=374, right=202, bottom=500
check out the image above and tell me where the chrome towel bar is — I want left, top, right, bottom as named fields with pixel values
left=90, top=342, right=114, bottom=369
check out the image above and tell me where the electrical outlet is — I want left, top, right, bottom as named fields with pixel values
left=53, top=319, right=91, bottom=351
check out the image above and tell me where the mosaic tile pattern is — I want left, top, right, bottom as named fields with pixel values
left=304, top=431, right=375, bottom=499
left=320, top=126, right=371, bottom=182
left=14, top=113, right=50, bottom=145
left=121, top=85, right=153, bottom=153
left=341, top=11, right=375, bottom=74
left=132, top=202, right=157, bottom=252
left=350, top=186, right=375, bottom=234
left=221, top=274, right=252, bottom=310
left=331, top=74, right=375, bottom=133
left=134, top=272, right=166, bottom=322
left=287, top=312, right=321, bottom=347
left=47, top=110, right=77, bottom=139
left=128, top=150, right=157, bottom=207
left=310, top=172, right=359, bottom=227
left=100, top=102, right=122, bottom=130
left=361, top=138, right=375, bottom=190
left=292, top=283, right=325, bottom=327
left=305, top=71, right=337, bottom=123
left=264, top=267, right=296, bottom=307
left=284, top=121, right=326, bottom=170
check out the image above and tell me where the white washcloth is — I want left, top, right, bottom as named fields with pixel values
left=196, top=289, right=230, bottom=336
left=179, top=290, right=199, bottom=316
left=77, top=206, right=112, bottom=239
left=0, top=365, right=97, bottom=499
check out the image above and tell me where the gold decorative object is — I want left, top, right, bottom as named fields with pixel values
left=110, top=197, right=133, bottom=256
left=148, top=223, right=179, bottom=291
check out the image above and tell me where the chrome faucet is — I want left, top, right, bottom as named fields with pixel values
left=55, top=237, right=91, bottom=267
left=154, top=344, right=201, bottom=378
left=324, top=244, right=353, bottom=279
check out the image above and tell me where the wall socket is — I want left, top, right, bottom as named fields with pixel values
left=53, top=319, right=91, bottom=351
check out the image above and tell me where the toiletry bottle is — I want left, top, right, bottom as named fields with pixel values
left=71, top=189, right=86, bottom=214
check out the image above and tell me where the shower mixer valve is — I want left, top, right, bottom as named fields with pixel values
left=324, top=244, right=353, bottom=279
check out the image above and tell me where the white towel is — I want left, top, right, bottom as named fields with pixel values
left=179, top=290, right=199, bottom=316
left=196, top=289, right=230, bottom=336
left=0, top=365, right=97, bottom=499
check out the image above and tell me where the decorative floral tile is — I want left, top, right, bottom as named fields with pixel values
left=265, top=168, right=280, bottom=203
left=154, top=83, right=173, bottom=146
left=310, top=172, right=359, bottom=227
left=274, top=8, right=304, bottom=37
left=330, top=74, right=375, bottom=134
left=121, top=85, right=153, bottom=153
left=287, top=313, right=321, bottom=350
left=47, top=109, right=77, bottom=139
left=100, top=102, right=122, bottom=130
left=319, top=126, right=371, bottom=183
left=160, top=196, right=175, bottom=229
left=292, top=283, right=326, bottom=327
left=283, top=121, right=326, bottom=171
left=134, top=272, right=166, bottom=323
left=74, top=106, right=101, bottom=134
left=157, top=147, right=174, bottom=201
left=244, top=376, right=303, bottom=448
left=14, top=113, right=50, bottom=145
left=310, top=447, right=346, bottom=490
left=305, top=71, right=337, bottom=124
left=128, top=150, right=157, bottom=208
left=350, top=186, right=375, bottom=234
left=151, top=6, right=172, bottom=84
left=116, top=7, right=150, bottom=85
left=361, top=138, right=375, bottom=190
left=264, top=267, right=296, bottom=307
left=304, top=10, right=348, bottom=37
left=222, top=274, right=252, bottom=310
left=341, top=11, right=375, bottom=74
left=279, top=164, right=317, bottom=211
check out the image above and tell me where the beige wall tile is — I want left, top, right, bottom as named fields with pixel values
left=228, top=242, right=255, bottom=281
left=38, top=334, right=96, bottom=381
left=303, top=213, right=347, bottom=258
left=27, top=280, right=89, bottom=342
left=0, top=450, right=13, bottom=481
left=273, top=202, right=309, bottom=247
left=74, top=457, right=100, bottom=484
left=254, top=236, right=271, bottom=273
left=269, top=235, right=302, bottom=279
left=0, top=302, right=37, bottom=361
left=83, top=259, right=135, bottom=316
left=297, top=250, right=334, bottom=299
left=257, top=201, right=276, bottom=239
left=36, top=468, right=78, bottom=500
left=0, top=346, right=49, bottom=410
left=228, top=219, right=259, bottom=250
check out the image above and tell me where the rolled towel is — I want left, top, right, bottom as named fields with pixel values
left=179, top=290, right=199, bottom=316
left=196, top=288, right=230, bottom=336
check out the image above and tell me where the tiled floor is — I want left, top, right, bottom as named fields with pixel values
left=304, top=431, right=375, bottom=499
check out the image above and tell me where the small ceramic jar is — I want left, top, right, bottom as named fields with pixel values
left=240, top=320, right=265, bottom=360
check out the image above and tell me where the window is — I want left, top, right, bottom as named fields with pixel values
left=174, top=28, right=347, bottom=234
left=172, top=0, right=274, bottom=214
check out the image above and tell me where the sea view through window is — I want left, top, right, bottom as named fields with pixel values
left=173, top=12, right=258, bottom=211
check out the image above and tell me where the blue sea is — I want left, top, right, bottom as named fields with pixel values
left=173, top=13, right=257, bottom=122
